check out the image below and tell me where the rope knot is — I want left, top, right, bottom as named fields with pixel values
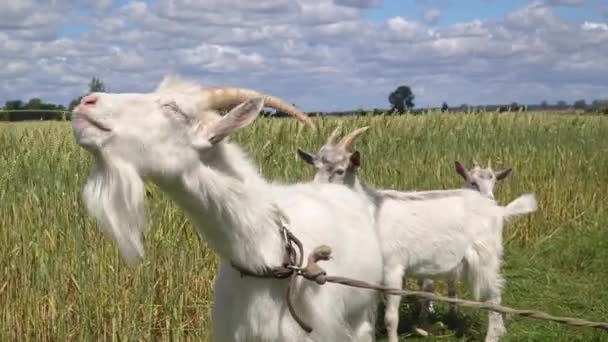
left=301, top=245, right=332, bottom=285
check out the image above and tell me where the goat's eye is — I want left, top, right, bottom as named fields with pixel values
left=335, top=169, right=345, bottom=175
left=162, top=101, right=190, bottom=121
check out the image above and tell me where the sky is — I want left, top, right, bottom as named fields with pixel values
left=1, top=0, right=607, bottom=112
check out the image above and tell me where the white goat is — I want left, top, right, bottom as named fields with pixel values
left=297, top=126, right=538, bottom=342
left=71, top=75, right=385, bottom=342
left=417, top=159, right=514, bottom=317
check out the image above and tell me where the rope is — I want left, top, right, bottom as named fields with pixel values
left=231, top=211, right=315, bottom=333
left=231, top=221, right=608, bottom=335
left=321, top=273, right=608, bottom=332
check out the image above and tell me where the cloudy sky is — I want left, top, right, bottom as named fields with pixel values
left=1, top=0, right=607, bottom=112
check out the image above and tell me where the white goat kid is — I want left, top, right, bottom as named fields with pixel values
left=418, top=160, right=514, bottom=316
left=71, top=76, right=384, bottom=342
left=297, top=126, right=538, bottom=342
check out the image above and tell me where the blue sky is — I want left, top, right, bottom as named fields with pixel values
left=367, top=0, right=604, bottom=26
left=2, top=0, right=608, bottom=111
left=59, top=0, right=604, bottom=38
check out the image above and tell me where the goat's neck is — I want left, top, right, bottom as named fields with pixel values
left=345, top=172, right=381, bottom=203
left=159, top=142, right=285, bottom=273
left=343, top=171, right=360, bottom=190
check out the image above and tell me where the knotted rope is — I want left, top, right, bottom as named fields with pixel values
left=231, top=221, right=608, bottom=335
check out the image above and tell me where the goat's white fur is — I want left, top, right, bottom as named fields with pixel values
left=73, top=76, right=383, bottom=342
left=297, top=128, right=538, bottom=342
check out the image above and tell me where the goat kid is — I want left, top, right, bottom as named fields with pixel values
left=417, top=159, right=514, bottom=317
left=72, top=76, right=384, bottom=342
left=297, top=126, right=538, bottom=342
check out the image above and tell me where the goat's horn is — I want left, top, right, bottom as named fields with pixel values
left=473, top=159, right=479, bottom=167
left=326, top=125, right=342, bottom=145
left=337, top=126, right=370, bottom=151
left=200, top=87, right=314, bottom=128
left=488, top=159, right=492, bottom=169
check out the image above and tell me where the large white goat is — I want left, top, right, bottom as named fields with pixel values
left=71, top=75, right=385, bottom=342
left=297, top=126, right=538, bottom=342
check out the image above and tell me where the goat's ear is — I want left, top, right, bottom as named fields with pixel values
left=495, top=168, right=512, bottom=181
left=297, top=148, right=315, bottom=165
left=349, top=150, right=361, bottom=168
left=205, top=97, right=264, bottom=145
left=454, top=160, right=469, bottom=180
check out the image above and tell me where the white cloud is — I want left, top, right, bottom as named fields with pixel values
left=1, top=1, right=607, bottom=111
left=582, top=21, right=608, bottom=31
left=423, top=8, right=441, bottom=25
left=386, top=16, right=424, bottom=41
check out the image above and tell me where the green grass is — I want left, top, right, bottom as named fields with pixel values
left=1, top=111, right=607, bottom=341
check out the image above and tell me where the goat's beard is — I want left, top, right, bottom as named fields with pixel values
left=82, top=156, right=146, bottom=267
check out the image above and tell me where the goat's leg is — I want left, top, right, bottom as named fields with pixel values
left=417, top=278, right=435, bottom=321
left=447, top=277, right=458, bottom=314
left=383, top=266, right=405, bottom=342
left=482, top=280, right=506, bottom=342
left=468, top=257, right=506, bottom=342
left=411, top=278, right=433, bottom=336
left=352, top=320, right=376, bottom=342
left=351, top=299, right=378, bottom=342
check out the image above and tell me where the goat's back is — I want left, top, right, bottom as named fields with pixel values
left=375, top=189, right=503, bottom=278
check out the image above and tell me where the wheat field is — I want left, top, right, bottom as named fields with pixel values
left=1, top=111, right=607, bottom=341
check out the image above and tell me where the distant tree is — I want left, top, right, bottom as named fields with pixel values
left=26, top=98, right=44, bottom=110
left=556, top=100, right=568, bottom=109
left=591, top=99, right=608, bottom=114
left=540, top=100, right=548, bottom=109
left=510, top=102, right=519, bottom=111
left=68, top=98, right=79, bottom=111
left=4, top=100, right=23, bottom=110
left=69, top=76, right=108, bottom=111
left=89, top=77, right=107, bottom=93
left=573, top=99, right=587, bottom=110
left=441, top=102, right=449, bottom=112
left=388, top=85, right=415, bottom=113
left=591, top=99, right=608, bottom=109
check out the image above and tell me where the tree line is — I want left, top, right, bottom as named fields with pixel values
left=2, top=80, right=608, bottom=121
left=0, top=77, right=106, bottom=122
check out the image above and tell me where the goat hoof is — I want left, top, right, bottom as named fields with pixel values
left=414, top=327, right=429, bottom=337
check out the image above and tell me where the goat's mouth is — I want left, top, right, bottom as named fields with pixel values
left=73, top=111, right=112, bottom=133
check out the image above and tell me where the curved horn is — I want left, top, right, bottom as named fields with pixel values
left=487, top=158, right=492, bottom=169
left=337, top=126, right=370, bottom=151
left=199, top=87, right=314, bottom=128
left=325, top=125, right=342, bottom=146
left=473, top=159, right=480, bottom=168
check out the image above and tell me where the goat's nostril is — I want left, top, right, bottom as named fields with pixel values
left=81, top=95, right=99, bottom=106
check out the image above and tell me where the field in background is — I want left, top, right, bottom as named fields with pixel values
left=1, top=111, right=607, bottom=341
